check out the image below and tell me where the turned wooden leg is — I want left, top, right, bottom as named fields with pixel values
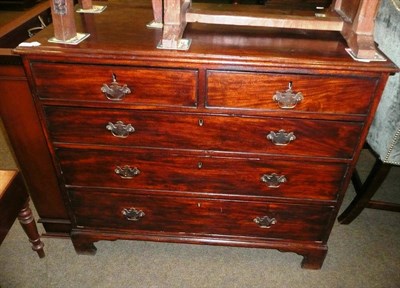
left=18, top=201, right=45, bottom=258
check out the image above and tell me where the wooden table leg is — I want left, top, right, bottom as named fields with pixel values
left=0, top=170, right=45, bottom=258
left=18, top=200, right=45, bottom=258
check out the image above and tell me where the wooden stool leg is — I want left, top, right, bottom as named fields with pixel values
left=338, top=158, right=391, bottom=224
left=18, top=201, right=45, bottom=258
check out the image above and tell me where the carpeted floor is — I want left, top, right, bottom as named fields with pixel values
left=0, top=121, right=399, bottom=288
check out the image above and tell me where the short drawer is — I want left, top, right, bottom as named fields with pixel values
left=57, top=148, right=347, bottom=201
left=45, top=107, right=362, bottom=159
left=207, top=70, right=378, bottom=115
left=70, top=189, right=334, bottom=242
left=31, top=62, right=198, bottom=107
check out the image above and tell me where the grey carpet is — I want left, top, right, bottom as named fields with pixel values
left=1, top=122, right=399, bottom=288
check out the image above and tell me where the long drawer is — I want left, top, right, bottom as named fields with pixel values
left=31, top=62, right=198, bottom=108
left=57, top=148, right=347, bottom=201
left=45, top=107, right=362, bottom=159
left=207, top=70, right=378, bottom=115
left=70, top=189, right=334, bottom=242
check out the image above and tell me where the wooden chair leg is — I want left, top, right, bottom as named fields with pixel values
left=338, top=158, right=392, bottom=224
left=17, top=200, right=45, bottom=258
left=0, top=170, right=45, bottom=257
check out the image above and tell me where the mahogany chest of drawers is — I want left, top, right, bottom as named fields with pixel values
left=12, top=0, right=397, bottom=269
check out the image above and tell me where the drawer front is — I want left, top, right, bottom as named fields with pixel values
left=45, top=107, right=362, bottom=159
left=207, top=70, right=378, bottom=115
left=57, top=148, right=347, bottom=201
left=70, top=190, right=334, bottom=241
left=31, top=62, right=198, bottom=107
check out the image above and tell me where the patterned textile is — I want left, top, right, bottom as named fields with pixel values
left=366, top=0, right=400, bottom=165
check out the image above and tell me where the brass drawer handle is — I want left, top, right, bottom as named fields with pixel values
left=254, top=216, right=277, bottom=229
left=261, top=173, right=287, bottom=188
left=106, top=121, right=135, bottom=138
left=122, top=208, right=145, bottom=221
left=115, top=165, right=141, bottom=179
left=273, top=81, right=303, bottom=109
left=266, top=129, right=296, bottom=146
left=101, top=73, right=131, bottom=101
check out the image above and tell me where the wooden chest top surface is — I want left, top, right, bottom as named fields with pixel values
left=14, top=0, right=398, bottom=73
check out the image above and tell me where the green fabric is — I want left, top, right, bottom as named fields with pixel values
left=366, top=0, right=400, bottom=165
